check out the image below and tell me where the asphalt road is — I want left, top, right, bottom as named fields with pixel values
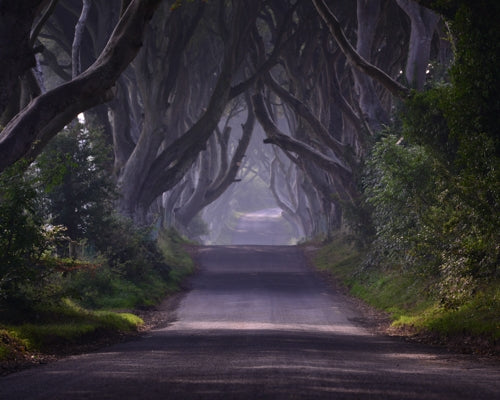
left=1, top=245, right=499, bottom=399
left=230, top=208, right=292, bottom=245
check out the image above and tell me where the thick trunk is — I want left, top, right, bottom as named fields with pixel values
left=351, top=0, right=389, bottom=132
left=109, top=79, right=136, bottom=175
left=118, top=112, right=165, bottom=216
left=0, top=0, right=162, bottom=173
left=396, top=0, right=439, bottom=89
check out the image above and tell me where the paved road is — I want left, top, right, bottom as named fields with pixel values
left=1, top=246, right=499, bottom=399
left=230, top=208, right=292, bottom=245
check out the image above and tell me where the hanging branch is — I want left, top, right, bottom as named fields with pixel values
left=72, top=0, right=92, bottom=77
left=265, top=72, right=351, bottom=168
left=0, top=0, right=162, bottom=173
left=252, top=92, right=351, bottom=176
left=312, top=0, right=410, bottom=98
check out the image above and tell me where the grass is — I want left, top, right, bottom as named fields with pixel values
left=0, top=329, right=29, bottom=360
left=0, top=229, right=196, bottom=362
left=0, top=299, right=143, bottom=356
left=157, top=228, right=195, bottom=291
left=311, top=234, right=500, bottom=349
left=392, top=286, right=500, bottom=339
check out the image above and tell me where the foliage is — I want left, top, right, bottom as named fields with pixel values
left=0, top=164, right=194, bottom=358
left=313, top=236, right=500, bottom=347
left=1, top=299, right=142, bottom=354
left=0, top=162, right=57, bottom=307
left=0, top=121, right=197, bottom=357
left=362, top=109, right=499, bottom=306
left=358, top=6, right=500, bottom=303
left=36, top=123, right=115, bottom=247
left=157, top=228, right=195, bottom=290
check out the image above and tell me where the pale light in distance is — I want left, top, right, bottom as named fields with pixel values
left=78, top=113, right=85, bottom=123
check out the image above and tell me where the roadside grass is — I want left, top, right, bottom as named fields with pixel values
left=1, top=299, right=142, bottom=355
left=0, top=329, right=29, bottom=360
left=0, top=229, right=195, bottom=362
left=311, top=235, right=500, bottom=350
left=157, top=228, right=196, bottom=292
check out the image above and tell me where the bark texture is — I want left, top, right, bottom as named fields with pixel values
left=0, top=0, right=161, bottom=173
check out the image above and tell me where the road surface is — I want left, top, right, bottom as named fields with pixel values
left=230, top=208, right=293, bottom=245
left=1, top=246, right=499, bottom=399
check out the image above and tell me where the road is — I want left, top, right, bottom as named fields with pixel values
left=230, top=208, right=293, bottom=245
left=1, top=246, right=499, bottom=399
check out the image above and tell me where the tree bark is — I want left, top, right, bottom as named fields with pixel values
left=133, top=1, right=264, bottom=216
left=252, top=92, right=351, bottom=180
left=71, top=0, right=92, bottom=78
left=396, top=0, right=439, bottom=89
left=312, top=0, right=410, bottom=99
left=265, top=72, right=351, bottom=170
left=0, top=0, right=162, bottom=173
left=0, top=0, right=45, bottom=119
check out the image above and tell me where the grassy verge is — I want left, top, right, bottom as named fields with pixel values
left=311, top=235, right=500, bottom=353
left=0, top=229, right=195, bottom=365
left=1, top=299, right=142, bottom=353
left=157, top=228, right=196, bottom=291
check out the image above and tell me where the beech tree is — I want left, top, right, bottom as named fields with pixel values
left=0, top=0, right=162, bottom=172
left=0, top=0, right=452, bottom=238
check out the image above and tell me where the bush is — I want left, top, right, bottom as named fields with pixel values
left=36, top=123, right=115, bottom=250
left=360, top=87, right=499, bottom=307
left=0, top=163, right=53, bottom=307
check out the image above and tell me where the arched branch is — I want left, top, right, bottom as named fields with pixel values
left=312, top=0, right=410, bottom=98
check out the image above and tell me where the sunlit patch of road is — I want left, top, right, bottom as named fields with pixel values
left=230, top=207, right=294, bottom=245
left=236, top=207, right=283, bottom=220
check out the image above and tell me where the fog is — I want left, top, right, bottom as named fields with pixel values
left=199, top=112, right=302, bottom=245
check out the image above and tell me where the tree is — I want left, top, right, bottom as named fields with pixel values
left=36, top=123, right=115, bottom=244
left=0, top=0, right=162, bottom=172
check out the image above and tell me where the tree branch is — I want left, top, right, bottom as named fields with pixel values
left=312, top=0, right=410, bottom=98
left=72, top=0, right=92, bottom=78
left=265, top=72, right=351, bottom=168
left=252, top=92, right=351, bottom=176
left=0, top=0, right=162, bottom=173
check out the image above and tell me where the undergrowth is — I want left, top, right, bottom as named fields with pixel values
left=1, top=299, right=142, bottom=357
left=312, top=235, right=500, bottom=350
left=0, top=228, right=195, bottom=362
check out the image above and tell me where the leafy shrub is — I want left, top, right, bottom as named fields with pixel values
left=361, top=86, right=499, bottom=307
left=36, top=123, right=115, bottom=250
left=0, top=163, right=54, bottom=307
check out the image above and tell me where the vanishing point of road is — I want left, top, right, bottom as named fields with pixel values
left=1, top=245, right=499, bottom=399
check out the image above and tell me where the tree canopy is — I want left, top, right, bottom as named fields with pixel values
left=0, top=0, right=497, bottom=278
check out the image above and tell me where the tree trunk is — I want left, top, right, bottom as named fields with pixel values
left=0, top=0, right=162, bottom=173
left=0, top=0, right=44, bottom=118
left=72, top=0, right=92, bottom=78
left=396, top=0, right=439, bottom=89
